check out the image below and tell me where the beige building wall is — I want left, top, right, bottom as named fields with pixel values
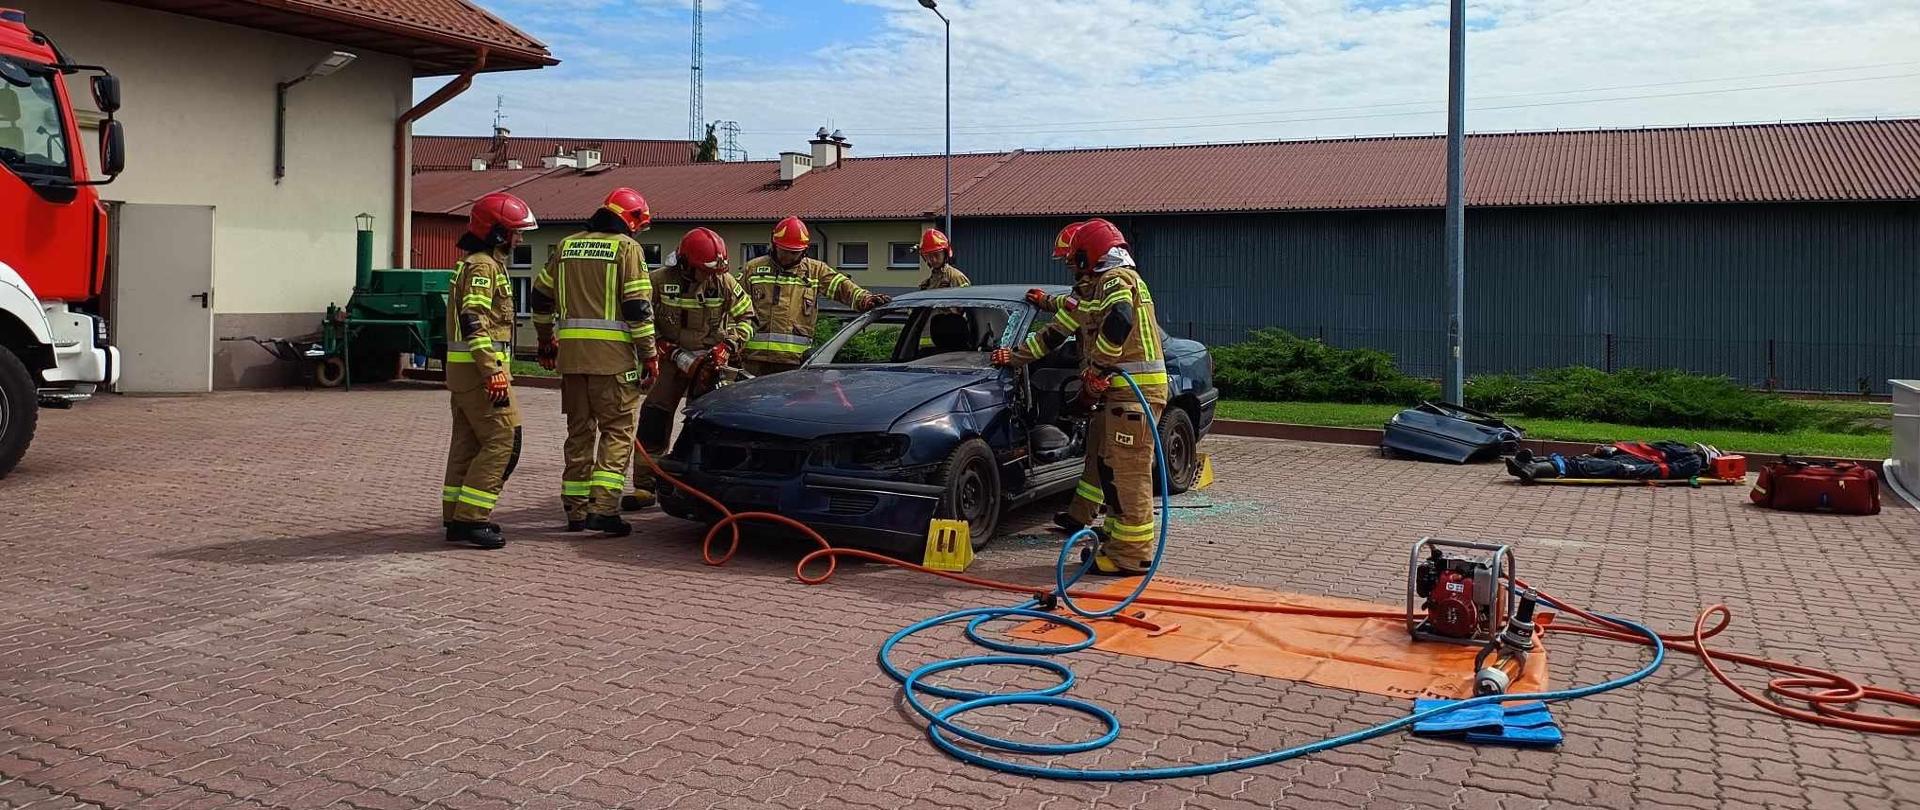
left=22, top=0, right=413, bottom=387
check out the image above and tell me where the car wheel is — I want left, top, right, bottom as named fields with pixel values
left=1154, top=406, right=1199, bottom=495
left=0, top=346, right=38, bottom=479
left=935, top=438, right=1001, bottom=550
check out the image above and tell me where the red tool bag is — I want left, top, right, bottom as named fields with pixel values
left=1750, top=459, right=1881, bottom=515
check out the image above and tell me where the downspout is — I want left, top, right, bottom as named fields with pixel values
left=392, top=49, right=488, bottom=267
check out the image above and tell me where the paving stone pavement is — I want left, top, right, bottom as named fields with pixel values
left=2, top=385, right=1918, bottom=809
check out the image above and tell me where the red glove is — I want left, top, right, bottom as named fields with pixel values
left=536, top=337, right=559, bottom=370
left=1024, top=288, right=1053, bottom=310
left=1075, top=368, right=1111, bottom=409
left=643, top=354, right=659, bottom=383
left=709, top=342, right=731, bottom=369
left=486, top=370, right=511, bottom=405
left=990, top=347, right=1014, bottom=366
left=856, top=292, right=892, bottom=312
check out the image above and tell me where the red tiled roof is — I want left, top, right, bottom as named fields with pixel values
left=108, top=0, right=555, bottom=75
left=418, top=153, right=1008, bottom=221
left=412, top=120, right=1920, bottom=222
left=414, top=136, right=697, bottom=172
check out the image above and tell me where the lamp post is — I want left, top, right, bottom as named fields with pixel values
left=276, top=50, right=357, bottom=183
left=1441, top=0, right=1466, bottom=404
left=919, top=0, right=952, bottom=238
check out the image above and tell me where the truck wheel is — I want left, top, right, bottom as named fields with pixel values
left=1153, top=406, right=1199, bottom=495
left=314, top=357, right=346, bottom=388
left=935, top=438, right=1001, bottom=550
left=0, top=346, right=39, bottom=479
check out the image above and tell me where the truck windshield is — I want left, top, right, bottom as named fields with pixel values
left=0, top=61, right=70, bottom=178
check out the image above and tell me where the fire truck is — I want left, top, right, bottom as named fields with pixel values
left=0, top=8, right=124, bottom=477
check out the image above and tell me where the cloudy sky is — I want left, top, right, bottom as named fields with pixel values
left=416, top=0, right=1920, bottom=158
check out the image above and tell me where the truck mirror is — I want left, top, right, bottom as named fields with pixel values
left=0, top=59, right=28, bottom=88
left=98, top=119, right=125, bottom=177
left=91, top=74, right=121, bottom=114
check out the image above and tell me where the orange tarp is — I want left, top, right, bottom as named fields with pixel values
left=1012, top=576, right=1550, bottom=700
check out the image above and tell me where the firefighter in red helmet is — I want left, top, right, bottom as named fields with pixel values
left=739, top=216, right=889, bottom=376
left=916, top=228, right=968, bottom=290
left=529, top=187, right=659, bottom=530
left=441, top=191, right=537, bottom=549
left=631, top=227, right=758, bottom=501
left=996, top=218, right=1167, bottom=574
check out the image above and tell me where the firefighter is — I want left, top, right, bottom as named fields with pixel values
left=442, top=192, right=537, bottom=550
left=916, top=228, right=969, bottom=290
left=739, top=216, right=890, bottom=376
left=1021, top=221, right=1105, bottom=532
left=631, top=227, right=757, bottom=502
left=529, top=187, right=659, bottom=534
left=995, top=218, right=1166, bottom=575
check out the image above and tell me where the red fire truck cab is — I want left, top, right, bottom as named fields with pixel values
left=0, top=7, right=125, bottom=476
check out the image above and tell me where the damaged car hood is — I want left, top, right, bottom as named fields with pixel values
left=685, top=366, right=1002, bottom=437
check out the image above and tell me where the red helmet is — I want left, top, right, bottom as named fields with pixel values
left=918, top=228, right=952, bottom=257
left=1067, top=218, right=1127, bottom=273
left=602, top=187, right=652, bottom=233
left=771, top=216, right=811, bottom=252
left=467, top=192, right=537, bottom=243
left=1052, top=221, right=1085, bottom=261
left=679, top=227, right=728, bottom=276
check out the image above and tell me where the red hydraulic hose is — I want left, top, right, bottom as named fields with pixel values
left=636, top=442, right=1920, bottom=734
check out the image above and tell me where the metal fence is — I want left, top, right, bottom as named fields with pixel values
left=1177, top=321, right=1917, bottom=395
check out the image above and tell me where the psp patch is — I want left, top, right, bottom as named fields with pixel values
left=1113, top=431, right=1136, bottom=447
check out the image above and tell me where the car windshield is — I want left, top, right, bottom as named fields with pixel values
left=0, top=60, right=70, bottom=177
left=812, top=304, right=1018, bottom=369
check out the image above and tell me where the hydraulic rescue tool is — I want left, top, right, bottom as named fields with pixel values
left=1408, top=537, right=1516, bottom=646
left=1473, top=588, right=1542, bottom=695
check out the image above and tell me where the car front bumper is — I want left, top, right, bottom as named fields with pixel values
left=656, top=460, right=945, bottom=555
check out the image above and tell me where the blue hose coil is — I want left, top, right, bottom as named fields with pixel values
left=878, top=370, right=1667, bottom=780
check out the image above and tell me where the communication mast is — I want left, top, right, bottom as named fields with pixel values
left=688, top=0, right=704, bottom=142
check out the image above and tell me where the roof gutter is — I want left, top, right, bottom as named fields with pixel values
left=394, top=49, right=488, bottom=267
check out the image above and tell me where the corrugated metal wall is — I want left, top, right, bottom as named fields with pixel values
left=411, top=214, right=468, bottom=270
left=955, top=202, right=1920, bottom=394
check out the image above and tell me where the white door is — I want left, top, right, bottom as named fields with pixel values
left=112, top=204, right=214, bottom=393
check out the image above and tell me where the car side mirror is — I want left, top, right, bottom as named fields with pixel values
left=91, top=74, right=122, bottom=114
left=98, top=119, right=125, bottom=178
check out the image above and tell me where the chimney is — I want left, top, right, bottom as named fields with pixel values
left=491, top=125, right=511, bottom=149
left=779, top=151, right=813, bottom=182
left=504, top=159, right=524, bottom=170
left=470, top=157, right=487, bottom=171
left=809, top=127, right=837, bottom=169
left=540, top=145, right=576, bottom=169
left=574, top=148, right=602, bottom=169
left=831, top=130, right=851, bottom=164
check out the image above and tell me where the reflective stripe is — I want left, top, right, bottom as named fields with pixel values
left=559, top=318, right=629, bottom=332
left=590, top=470, right=626, bottom=491
left=1023, top=334, right=1045, bottom=357
left=1103, top=517, right=1156, bottom=541
left=748, top=333, right=809, bottom=346
left=531, top=313, right=556, bottom=325
left=562, top=480, right=592, bottom=497
left=1100, top=290, right=1131, bottom=308
left=557, top=317, right=631, bottom=343
left=462, top=294, right=493, bottom=309
left=662, top=297, right=725, bottom=309
left=447, top=350, right=475, bottom=363
left=457, top=486, right=499, bottom=509
left=729, top=297, right=754, bottom=317
left=748, top=274, right=809, bottom=286
left=745, top=335, right=810, bottom=354
left=466, top=336, right=494, bottom=349
left=442, top=485, right=461, bottom=503
left=1094, top=335, right=1122, bottom=355
left=622, top=280, right=650, bottom=294
left=1116, top=371, right=1168, bottom=387
left=630, top=322, right=657, bottom=339
left=1053, top=308, right=1081, bottom=329
left=1075, top=480, right=1105, bottom=505
left=1117, top=360, right=1166, bottom=374
left=534, top=269, right=554, bottom=287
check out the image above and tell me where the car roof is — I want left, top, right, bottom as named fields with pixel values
left=889, top=284, right=1070, bottom=303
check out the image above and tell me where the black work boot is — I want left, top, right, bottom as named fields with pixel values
left=448, top=521, right=506, bottom=550
left=585, top=513, right=632, bottom=537
left=622, top=490, right=657, bottom=512
left=564, top=519, right=587, bottom=532
left=1053, top=512, right=1088, bottom=533
left=445, top=521, right=501, bottom=541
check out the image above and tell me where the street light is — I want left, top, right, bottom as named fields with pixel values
left=1441, top=0, right=1466, bottom=404
left=275, top=50, right=357, bottom=183
left=920, top=0, right=952, bottom=239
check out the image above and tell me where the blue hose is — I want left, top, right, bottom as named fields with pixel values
left=878, top=370, right=1667, bottom=780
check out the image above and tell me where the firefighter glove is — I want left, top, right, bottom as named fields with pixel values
left=1024, top=288, right=1056, bottom=311
left=990, top=347, right=1014, bottom=367
left=643, top=354, right=659, bottom=383
left=1075, top=367, right=1111, bottom=410
left=709, top=342, right=731, bottom=370
left=486, top=370, right=512, bottom=405
left=536, top=337, right=559, bottom=370
left=856, top=292, right=892, bottom=312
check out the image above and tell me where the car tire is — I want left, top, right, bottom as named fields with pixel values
left=314, top=356, right=347, bottom=388
left=0, top=346, right=39, bottom=479
left=1154, top=406, right=1199, bottom=495
left=935, top=438, right=1001, bottom=551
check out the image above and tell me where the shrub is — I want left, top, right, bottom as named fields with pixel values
left=1212, top=329, right=1437, bottom=404
left=1463, top=367, right=1816, bottom=432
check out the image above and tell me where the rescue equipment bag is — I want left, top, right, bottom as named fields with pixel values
left=1750, top=458, right=1881, bottom=515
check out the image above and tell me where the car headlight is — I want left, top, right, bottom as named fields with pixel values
left=815, top=433, right=910, bottom=469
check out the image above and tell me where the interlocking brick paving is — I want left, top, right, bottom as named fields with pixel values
left=2, top=386, right=1916, bottom=809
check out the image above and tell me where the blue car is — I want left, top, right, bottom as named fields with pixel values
left=656, top=285, right=1218, bottom=555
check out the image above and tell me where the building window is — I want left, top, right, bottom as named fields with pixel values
left=510, top=277, right=532, bottom=317
left=742, top=243, right=771, bottom=261
left=509, top=243, right=534, bottom=269
left=889, top=242, right=920, bottom=268
left=642, top=243, right=663, bottom=266
left=840, top=242, right=870, bottom=268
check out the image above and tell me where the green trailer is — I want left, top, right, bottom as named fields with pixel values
left=314, top=266, right=455, bottom=388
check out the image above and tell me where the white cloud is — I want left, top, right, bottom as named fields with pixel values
left=422, top=0, right=1920, bottom=157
